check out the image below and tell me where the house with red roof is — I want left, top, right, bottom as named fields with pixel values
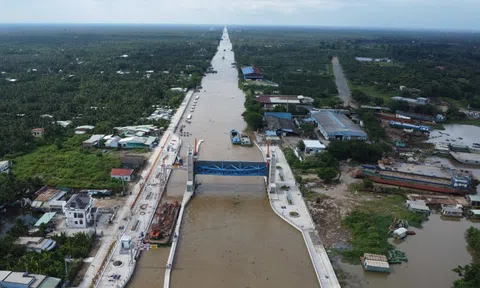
left=111, top=168, right=135, bottom=182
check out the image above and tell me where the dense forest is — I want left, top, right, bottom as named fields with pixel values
left=0, top=25, right=219, bottom=158
left=339, top=33, right=480, bottom=108
left=0, top=25, right=220, bottom=205
left=229, top=27, right=339, bottom=106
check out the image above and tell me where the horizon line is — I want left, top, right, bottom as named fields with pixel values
left=0, top=22, right=478, bottom=33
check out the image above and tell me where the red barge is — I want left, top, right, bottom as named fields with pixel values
left=146, top=201, right=180, bottom=245
left=361, top=163, right=477, bottom=195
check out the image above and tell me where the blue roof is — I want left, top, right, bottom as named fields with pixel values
left=35, top=212, right=57, bottom=227
left=265, top=130, right=278, bottom=136
left=241, top=66, right=254, bottom=75
left=264, top=112, right=292, bottom=120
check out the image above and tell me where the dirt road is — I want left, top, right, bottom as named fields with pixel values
left=332, top=57, right=355, bottom=107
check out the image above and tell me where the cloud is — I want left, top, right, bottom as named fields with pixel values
left=0, top=0, right=478, bottom=30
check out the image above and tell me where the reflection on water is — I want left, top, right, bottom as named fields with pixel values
left=340, top=214, right=480, bottom=288
left=128, top=28, right=318, bottom=288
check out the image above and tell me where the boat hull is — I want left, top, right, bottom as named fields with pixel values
left=363, top=170, right=469, bottom=195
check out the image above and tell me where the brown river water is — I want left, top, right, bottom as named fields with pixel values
left=128, top=28, right=318, bottom=288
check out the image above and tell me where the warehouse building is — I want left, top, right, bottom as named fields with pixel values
left=311, top=111, right=367, bottom=141
left=241, top=66, right=263, bottom=80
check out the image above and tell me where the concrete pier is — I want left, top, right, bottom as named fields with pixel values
left=256, top=142, right=341, bottom=288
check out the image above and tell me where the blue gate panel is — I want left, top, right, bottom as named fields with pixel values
left=195, top=160, right=268, bottom=177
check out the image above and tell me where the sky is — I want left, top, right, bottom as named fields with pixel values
left=0, top=0, right=479, bottom=31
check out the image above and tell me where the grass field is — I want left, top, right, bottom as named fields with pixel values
left=12, top=136, right=123, bottom=189
left=349, top=82, right=396, bottom=101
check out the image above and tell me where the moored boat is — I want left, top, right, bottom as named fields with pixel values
left=361, top=164, right=476, bottom=194
left=230, top=129, right=241, bottom=145
left=240, top=134, right=252, bottom=146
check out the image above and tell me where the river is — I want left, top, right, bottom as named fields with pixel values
left=339, top=214, right=480, bottom=288
left=128, top=27, right=318, bottom=288
left=339, top=123, right=480, bottom=287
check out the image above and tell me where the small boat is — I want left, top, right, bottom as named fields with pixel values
left=240, top=134, right=252, bottom=146
left=406, top=230, right=416, bottom=236
left=230, top=129, right=241, bottom=145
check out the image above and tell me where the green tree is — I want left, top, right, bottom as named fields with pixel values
left=242, top=111, right=263, bottom=130
left=317, top=167, right=339, bottom=183
left=297, top=140, right=305, bottom=151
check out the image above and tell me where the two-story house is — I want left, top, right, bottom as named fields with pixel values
left=63, top=194, right=96, bottom=229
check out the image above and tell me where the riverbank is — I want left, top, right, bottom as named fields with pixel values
left=80, top=90, right=195, bottom=288
left=257, top=143, right=340, bottom=288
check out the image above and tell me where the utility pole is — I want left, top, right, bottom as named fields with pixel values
left=64, top=256, right=72, bottom=287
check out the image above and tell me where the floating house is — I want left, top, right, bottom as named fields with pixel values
left=393, top=227, right=408, bottom=239
left=361, top=253, right=390, bottom=273
left=441, top=205, right=463, bottom=217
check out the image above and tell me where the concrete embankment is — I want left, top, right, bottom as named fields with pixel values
left=254, top=141, right=340, bottom=288
left=89, top=90, right=195, bottom=288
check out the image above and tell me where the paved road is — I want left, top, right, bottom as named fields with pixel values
left=332, top=57, right=355, bottom=107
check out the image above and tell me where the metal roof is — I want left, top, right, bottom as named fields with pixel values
left=38, top=277, right=62, bottom=288
left=303, top=140, right=326, bottom=149
left=111, top=168, right=134, bottom=177
left=364, top=260, right=390, bottom=268
left=311, top=111, right=367, bottom=137
left=83, top=134, right=105, bottom=144
left=0, top=271, right=11, bottom=282
left=470, top=209, right=480, bottom=215
left=241, top=66, right=254, bottom=75
left=34, top=212, right=57, bottom=227
left=468, top=195, right=480, bottom=202
left=364, top=253, right=388, bottom=262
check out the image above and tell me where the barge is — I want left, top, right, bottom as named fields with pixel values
left=146, top=201, right=180, bottom=245
left=230, top=129, right=241, bottom=145
left=361, top=164, right=477, bottom=194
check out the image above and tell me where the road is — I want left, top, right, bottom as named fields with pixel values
left=332, top=56, right=355, bottom=107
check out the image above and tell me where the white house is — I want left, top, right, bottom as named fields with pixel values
left=0, top=160, right=10, bottom=173
left=63, top=194, right=95, bottom=228
left=111, top=168, right=134, bottom=181
left=302, top=140, right=326, bottom=154
left=82, top=134, right=105, bottom=148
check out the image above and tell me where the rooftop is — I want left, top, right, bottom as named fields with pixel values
left=31, top=128, right=45, bottom=132
left=34, top=212, right=57, bottom=227
left=121, top=155, right=146, bottom=165
left=303, top=140, right=326, bottom=149
left=65, top=194, right=92, bottom=210
left=75, top=125, right=95, bottom=130
left=111, top=168, right=134, bottom=177
left=468, top=195, right=480, bottom=202
left=470, top=209, right=480, bottom=215
left=311, top=111, right=367, bottom=137
left=264, top=115, right=295, bottom=133
left=34, top=187, right=66, bottom=203
left=241, top=66, right=262, bottom=75
left=364, top=260, right=390, bottom=268
left=83, top=134, right=105, bottom=144
left=364, top=253, right=388, bottom=262
left=255, top=95, right=301, bottom=104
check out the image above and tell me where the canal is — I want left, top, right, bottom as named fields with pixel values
left=339, top=214, right=480, bottom=288
left=128, top=28, right=318, bottom=288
